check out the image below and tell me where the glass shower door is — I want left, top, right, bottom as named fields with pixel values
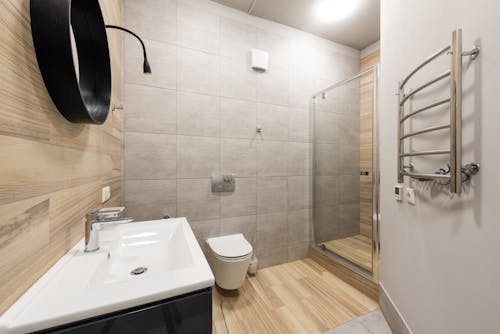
left=312, top=67, right=378, bottom=273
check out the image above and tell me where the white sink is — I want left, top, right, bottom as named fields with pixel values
left=91, top=219, right=195, bottom=287
left=0, top=218, right=214, bottom=334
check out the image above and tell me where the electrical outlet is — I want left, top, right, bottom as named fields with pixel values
left=101, top=186, right=111, bottom=203
left=406, top=187, right=416, bottom=205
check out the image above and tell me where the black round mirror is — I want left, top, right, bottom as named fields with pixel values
left=31, top=0, right=111, bottom=124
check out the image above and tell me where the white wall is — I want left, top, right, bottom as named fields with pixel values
left=380, top=1, right=500, bottom=333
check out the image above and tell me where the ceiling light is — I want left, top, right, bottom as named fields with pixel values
left=313, top=0, right=360, bottom=23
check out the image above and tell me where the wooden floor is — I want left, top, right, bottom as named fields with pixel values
left=323, top=235, right=372, bottom=271
left=212, top=258, right=378, bottom=334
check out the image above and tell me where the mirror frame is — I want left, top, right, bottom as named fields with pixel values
left=31, top=0, right=111, bottom=124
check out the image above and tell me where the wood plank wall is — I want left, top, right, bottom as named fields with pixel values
left=0, top=0, right=123, bottom=314
left=359, top=50, right=380, bottom=238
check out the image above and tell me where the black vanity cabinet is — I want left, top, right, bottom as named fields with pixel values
left=39, top=288, right=212, bottom=334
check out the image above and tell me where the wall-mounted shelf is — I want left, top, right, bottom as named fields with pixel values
left=397, top=29, right=480, bottom=194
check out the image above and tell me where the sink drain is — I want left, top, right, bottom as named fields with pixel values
left=130, top=267, right=148, bottom=275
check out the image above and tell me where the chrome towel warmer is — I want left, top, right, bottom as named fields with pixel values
left=397, top=29, right=480, bottom=194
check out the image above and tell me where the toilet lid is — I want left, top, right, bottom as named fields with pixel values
left=206, top=234, right=253, bottom=258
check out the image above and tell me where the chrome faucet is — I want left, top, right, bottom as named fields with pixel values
left=85, top=207, right=134, bottom=252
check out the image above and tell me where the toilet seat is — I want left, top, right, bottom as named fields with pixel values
left=206, top=234, right=253, bottom=258
left=213, top=251, right=252, bottom=262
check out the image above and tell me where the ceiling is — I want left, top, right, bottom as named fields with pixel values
left=212, top=0, right=380, bottom=50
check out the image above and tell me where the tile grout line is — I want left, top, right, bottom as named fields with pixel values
left=217, top=12, right=222, bottom=236
left=174, top=2, right=179, bottom=219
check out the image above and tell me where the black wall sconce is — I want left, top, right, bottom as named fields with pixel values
left=105, top=25, right=152, bottom=75
left=30, top=0, right=151, bottom=125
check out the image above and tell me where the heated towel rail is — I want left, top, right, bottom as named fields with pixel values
left=397, top=29, right=480, bottom=194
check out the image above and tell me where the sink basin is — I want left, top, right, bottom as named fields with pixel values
left=91, top=220, right=194, bottom=287
left=0, top=218, right=214, bottom=334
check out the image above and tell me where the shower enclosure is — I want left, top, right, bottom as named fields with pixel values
left=311, top=66, right=379, bottom=278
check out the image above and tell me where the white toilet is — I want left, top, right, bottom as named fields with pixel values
left=206, top=234, right=253, bottom=290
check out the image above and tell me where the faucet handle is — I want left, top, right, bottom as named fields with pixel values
left=86, top=211, right=100, bottom=223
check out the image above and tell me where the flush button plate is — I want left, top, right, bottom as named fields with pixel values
left=211, top=174, right=235, bottom=192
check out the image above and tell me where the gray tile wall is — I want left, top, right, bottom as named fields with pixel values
left=313, top=79, right=361, bottom=243
left=123, top=0, right=360, bottom=268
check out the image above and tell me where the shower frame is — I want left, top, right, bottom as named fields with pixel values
left=311, top=65, right=380, bottom=283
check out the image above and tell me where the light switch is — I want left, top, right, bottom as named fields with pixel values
left=101, top=186, right=111, bottom=203
left=395, top=183, right=403, bottom=201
